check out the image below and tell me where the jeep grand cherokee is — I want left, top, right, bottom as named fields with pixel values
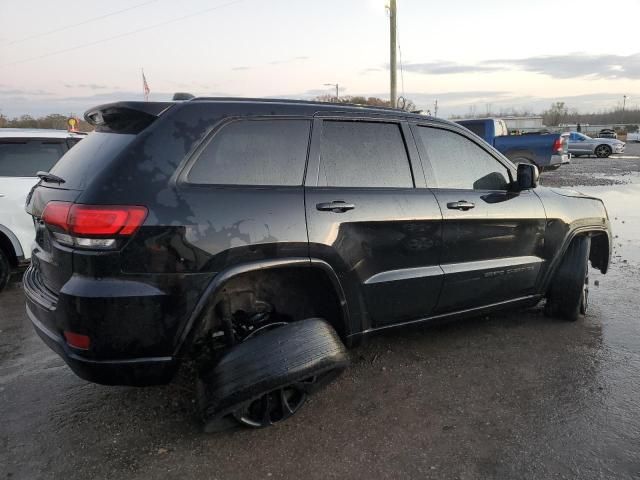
left=24, top=99, right=611, bottom=429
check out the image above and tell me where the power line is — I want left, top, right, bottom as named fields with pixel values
left=3, top=0, right=160, bottom=46
left=2, top=0, right=248, bottom=67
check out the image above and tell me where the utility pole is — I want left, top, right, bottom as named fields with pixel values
left=389, top=0, right=397, bottom=108
left=434, top=99, right=438, bottom=117
left=324, top=83, right=339, bottom=100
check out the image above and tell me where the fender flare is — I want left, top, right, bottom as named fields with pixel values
left=540, top=225, right=611, bottom=293
left=0, top=224, right=25, bottom=262
left=174, top=257, right=351, bottom=356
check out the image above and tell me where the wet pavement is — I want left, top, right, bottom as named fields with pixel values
left=2, top=147, right=640, bottom=479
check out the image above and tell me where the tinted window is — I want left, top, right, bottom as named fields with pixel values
left=188, top=119, right=311, bottom=186
left=0, top=140, right=66, bottom=177
left=318, top=121, right=413, bottom=188
left=416, top=127, right=510, bottom=190
left=461, top=121, right=486, bottom=138
left=50, top=132, right=133, bottom=189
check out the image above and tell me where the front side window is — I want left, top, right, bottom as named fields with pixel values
left=318, top=121, right=413, bottom=188
left=0, top=140, right=66, bottom=177
left=416, top=127, right=510, bottom=190
left=188, top=119, right=311, bottom=186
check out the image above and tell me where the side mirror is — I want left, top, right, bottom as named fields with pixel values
left=516, top=163, right=539, bottom=190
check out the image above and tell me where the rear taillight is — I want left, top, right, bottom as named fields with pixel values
left=41, top=201, right=147, bottom=249
left=553, top=137, right=564, bottom=154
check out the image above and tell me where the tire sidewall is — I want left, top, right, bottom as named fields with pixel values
left=546, top=236, right=591, bottom=321
left=595, top=145, right=612, bottom=158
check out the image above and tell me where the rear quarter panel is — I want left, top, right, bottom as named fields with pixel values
left=493, top=134, right=559, bottom=166
left=534, top=186, right=611, bottom=286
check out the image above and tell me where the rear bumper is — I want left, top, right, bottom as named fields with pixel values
left=549, top=154, right=570, bottom=166
left=23, top=265, right=181, bottom=386
left=26, top=304, right=177, bottom=385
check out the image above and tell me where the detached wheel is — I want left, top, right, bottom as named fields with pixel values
left=0, top=248, right=10, bottom=293
left=545, top=236, right=591, bottom=321
left=232, top=376, right=317, bottom=428
left=595, top=145, right=612, bottom=158
left=198, top=318, right=349, bottom=431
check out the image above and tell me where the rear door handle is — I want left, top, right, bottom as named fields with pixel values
left=316, top=201, right=355, bottom=213
left=447, top=200, right=475, bottom=211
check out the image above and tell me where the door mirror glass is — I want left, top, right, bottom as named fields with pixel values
left=516, top=163, right=539, bottom=190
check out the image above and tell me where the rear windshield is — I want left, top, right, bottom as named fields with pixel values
left=0, top=139, right=67, bottom=177
left=49, top=132, right=135, bottom=189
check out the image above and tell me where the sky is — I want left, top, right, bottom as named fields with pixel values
left=1, top=0, right=639, bottom=118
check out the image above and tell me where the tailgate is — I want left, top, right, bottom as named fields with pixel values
left=25, top=131, right=138, bottom=294
left=27, top=185, right=82, bottom=294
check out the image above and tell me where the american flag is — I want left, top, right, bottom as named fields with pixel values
left=142, top=69, right=150, bottom=101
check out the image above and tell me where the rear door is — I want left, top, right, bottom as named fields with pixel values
left=304, top=117, right=443, bottom=330
left=0, top=138, right=68, bottom=259
left=412, top=123, right=546, bottom=313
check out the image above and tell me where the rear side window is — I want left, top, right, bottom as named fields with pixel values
left=318, top=121, right=413, bottom=188
left=50, top=132, right=135, bottom=190
left=416, top=127, right=510, bottom=190
left=187, top=119, right=311, bottom=186
left=0, top=140, right=66, bottom=177
left=461, top=121, right=486, bottom=138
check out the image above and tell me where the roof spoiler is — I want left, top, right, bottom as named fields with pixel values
left=84, top=101, right=174, bottom=134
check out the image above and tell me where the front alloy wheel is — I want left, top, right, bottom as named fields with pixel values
left=595, top=145, right=612, bottom=158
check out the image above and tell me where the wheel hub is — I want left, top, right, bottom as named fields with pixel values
left=232, top=377, right=317, bottom=428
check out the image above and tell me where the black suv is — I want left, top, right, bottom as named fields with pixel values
left=24, top=99, right=611, bottom=430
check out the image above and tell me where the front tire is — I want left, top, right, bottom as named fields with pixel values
left=0, top=248, right=11, bottom=293
left=595, top=145, right=612, bottom=158
left=545, top=236, right=591, bottom=321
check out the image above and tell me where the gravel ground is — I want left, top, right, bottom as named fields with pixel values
left=2, top=145, right=640, bottom=480
left=541, top=141, right=640, bottom=187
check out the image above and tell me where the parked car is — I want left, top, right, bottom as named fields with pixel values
left=24, top=99, right=611, bottom=431
left=598, top=128, right=617, bottom=139
left=626, top=131, right=640, bottom=142
left=456, top=118, right=569, bottom=170
left=0, top=128, right=85, bottom=291
left=566, top=132, right=625, bottom=158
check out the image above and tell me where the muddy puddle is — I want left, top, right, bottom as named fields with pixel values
left=567, top=179, right=640, bottom=266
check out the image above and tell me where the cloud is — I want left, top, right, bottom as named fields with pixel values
left=0, top=88, right=53, bottom=96
left=484, top=52, right=640, bottom=79
left=391, top=52, right=640, bottom=80
left=64, top=83, right=111, bottom=90
left=402, top=61, right=502, bottom=75
left=232, top=66, right=251, bottom=71
left=360, top=67, right=383, bottom=74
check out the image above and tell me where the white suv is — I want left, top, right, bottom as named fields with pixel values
left=0, top=128, right=85, bottom=291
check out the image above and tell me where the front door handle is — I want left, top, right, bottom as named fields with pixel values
left=447, top=200, right=475, bottom=211
left=316, top=201, right=355, bottom=213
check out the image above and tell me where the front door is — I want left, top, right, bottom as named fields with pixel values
left=305, top=118, right=443, bottom=329
left=412, top=124, right=547, bottom=314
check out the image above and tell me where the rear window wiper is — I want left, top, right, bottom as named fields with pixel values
left=36, top=171, right=66, bottom=184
